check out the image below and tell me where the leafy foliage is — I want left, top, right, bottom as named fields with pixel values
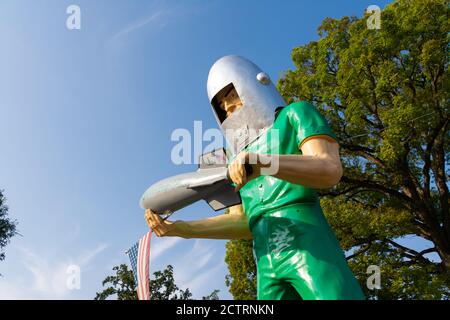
left=225, top=239, right=257, bottom=300
left=95, top=264, right=219, bottom=300
left=95, top=264, right=138, bottom=300
left=150, top=265, right=192, bottom=300
left=202, top=289, right=220, bottom=300
left=225, top=0, right=450, bottom=300
left=0, top=190, right=18, bottom=265
left=277, top=0, right=450, bottom=299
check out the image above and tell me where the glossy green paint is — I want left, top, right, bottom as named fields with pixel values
left=238, top=101, right=365, bottom=300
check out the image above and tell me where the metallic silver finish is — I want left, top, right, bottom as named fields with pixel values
left=140, top=149, right=241, bottom=215
left=207, top=55, right=286, bottom=155
left=256, top=72, right=270, bottom=85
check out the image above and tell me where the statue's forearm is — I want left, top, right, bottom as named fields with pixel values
left=259, top=153, right=343, bottom=189
left=171, top=211, right=253, bottom=240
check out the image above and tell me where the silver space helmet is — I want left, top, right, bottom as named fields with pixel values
left=207, top=55, right=286, bottom=155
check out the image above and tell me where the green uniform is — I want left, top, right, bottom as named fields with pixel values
left=237, top=101, right=365, bottom=300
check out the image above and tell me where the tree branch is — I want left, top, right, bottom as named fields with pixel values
left=421, top=117, right=447, bottom=204
left=340, top=176, right=414, bottom=206
left=431, top=118, right=450, bottom=240
left=339, top=144, right=385, bottom=167
left=346, top=242, right=373, bottom=261
left=387, top=239, right=434, bottom=265
left=419, top=247, right=437, bottom=255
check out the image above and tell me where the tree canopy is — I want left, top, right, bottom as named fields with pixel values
left=225, top=0, right=449, bottom=299
left=0, top=190, right=18, bottom=268
left=95, top=264, right=219, bottom=300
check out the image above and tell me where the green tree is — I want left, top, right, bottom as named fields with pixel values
left=223, top=206, right=257, bottom=300
left=225, top=239, right=257, bottom=299
left=276, top=0, right=449, bottom=299
left=0, top=190, right=18, bottom=268
left=150, top=265, right=192, bottom=300
left=224, top=0, right=449, bottom=300
left=95, top=264, right=219, bottom=300
left=95, top=264, right=137, bottom=300
left=202, top=289, right=220, bottom=300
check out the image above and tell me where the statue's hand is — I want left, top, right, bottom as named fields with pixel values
left=228, top=152, right=260, bottom=192
left=144, top=209, right=176, bottom=237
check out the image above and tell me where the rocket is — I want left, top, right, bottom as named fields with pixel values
left=139, top=148, right=252, bottom=216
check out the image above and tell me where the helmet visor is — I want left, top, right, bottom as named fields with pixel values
left=211, top=82, right=236, bottom=124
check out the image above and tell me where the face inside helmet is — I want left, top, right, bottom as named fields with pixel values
left=211, top=83, right=244, bottom=123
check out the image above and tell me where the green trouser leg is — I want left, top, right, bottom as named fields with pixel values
left=251, top=203, right=365, bottom=300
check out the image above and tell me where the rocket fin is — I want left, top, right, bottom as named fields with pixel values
left=204, top=183, right=242, bottom=211
left=198, top=148, right=228, bottom=169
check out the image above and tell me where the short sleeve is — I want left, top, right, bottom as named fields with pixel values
left=286, top=101, right=338, bottom=148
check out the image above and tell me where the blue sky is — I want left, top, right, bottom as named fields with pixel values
left=0, top=0, right=431, bottom=300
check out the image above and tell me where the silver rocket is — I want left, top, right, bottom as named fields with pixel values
left=139, top=149, right=251, bottom=216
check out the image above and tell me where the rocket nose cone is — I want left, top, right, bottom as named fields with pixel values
left=139, top=191, right=148, bottom=210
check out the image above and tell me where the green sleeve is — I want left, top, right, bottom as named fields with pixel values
left=286, top=101, right=338, bottom=147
